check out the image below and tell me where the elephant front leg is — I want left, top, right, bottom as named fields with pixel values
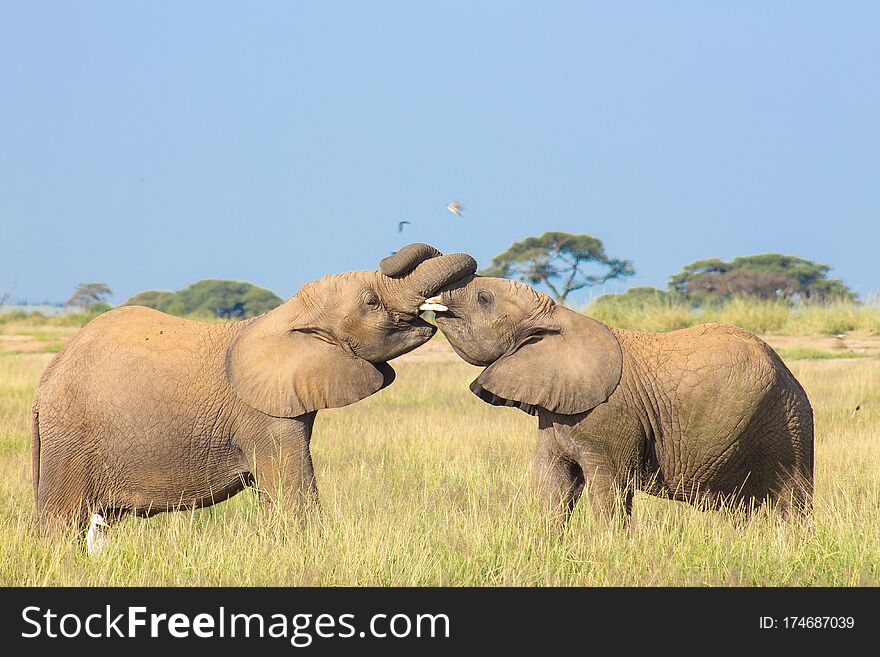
left=587, top=476, right=633, bottom=525
left=531, top=434, right=585, bottom=531
left=581, top=461, right=634, bottom=526
left=247, top=414, right=320, bottom=516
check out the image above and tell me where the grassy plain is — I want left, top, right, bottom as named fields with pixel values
left=588, top=295, right=880, bottom=336
left=0, top=313, right=878, bottom=586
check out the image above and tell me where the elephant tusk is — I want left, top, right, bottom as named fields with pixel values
left=419, top=296, right=448, bottom=312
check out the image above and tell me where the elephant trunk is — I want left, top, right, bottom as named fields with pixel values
left=380, top=243, right=443, bottom=278
left=379, top=243, right=477, bottom=305
left=407, top=253, right=477, bottom=297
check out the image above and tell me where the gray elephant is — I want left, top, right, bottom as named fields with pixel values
left=33, top=243, right=476, bottom=527
left=422, top=276, right=813, bottom=525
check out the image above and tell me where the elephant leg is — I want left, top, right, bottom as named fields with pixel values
left=35, top=450, right=93, bottom=533
left=247, top=414, right=319, bottom=515
left=581, top=467, right=634, bottom=525
left=36, top=503, right=87, bottom=538
left=531, top=435, right=584, bottom=531
left=770, top=474, right=814, bottom=521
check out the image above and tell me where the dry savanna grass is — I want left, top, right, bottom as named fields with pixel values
left=588, top=296, right=880, bottom=336
left=0, top=321, right=878, bottom=586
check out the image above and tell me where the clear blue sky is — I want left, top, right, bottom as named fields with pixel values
left=2, top=2, right=878, bottom=305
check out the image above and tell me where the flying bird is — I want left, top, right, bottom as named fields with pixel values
left=398, top=220, right=411, bottom=233
left=86, top=513, right=109, bottom=557
left=447, top=201, right=464, bottom=218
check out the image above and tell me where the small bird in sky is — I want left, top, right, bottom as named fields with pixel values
left=447, top=201, right=464, bottom=218
left=86, top=513, right=110, bottom=557
left=398, top=220, right=411, bottom=233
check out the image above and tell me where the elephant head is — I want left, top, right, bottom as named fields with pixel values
left=228, top=243, right=477, bottom=417
left=422, top=276, right=622, bottom=416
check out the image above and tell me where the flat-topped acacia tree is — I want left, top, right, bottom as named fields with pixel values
left=64, top=283, right=113, bottom=310
left=480, top=231, right=635, bottom=305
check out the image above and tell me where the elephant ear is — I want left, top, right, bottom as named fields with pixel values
left=470, top=307, right=622, bottom=416
left=226, top=307, right=394, bottom=418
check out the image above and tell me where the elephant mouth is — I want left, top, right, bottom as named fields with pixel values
left=400, top=314, right=438, bottom=343
left=419, top=295, right=448, bottom=312
left=432, top=309, right=459, bottom=322
left=402, top=312, right=436, bottom=331
left=420, top=296, right=458, bottom=323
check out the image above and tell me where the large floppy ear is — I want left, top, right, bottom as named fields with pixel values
left=226, top=302, right=394, bottom=418
left=470, top=307, right=622, bottom=416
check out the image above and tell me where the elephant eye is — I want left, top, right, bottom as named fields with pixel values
left=363, top=290, right=381, bottom=309
left=477, top=289, right=494, bottom=306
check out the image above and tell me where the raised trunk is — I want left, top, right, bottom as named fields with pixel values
left=380, top=245, right=477, bottom=312
left=380, top=243, right=443, bottom=277
left=406, top=253, right=477, bottom=297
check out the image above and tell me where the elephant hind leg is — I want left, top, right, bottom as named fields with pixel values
left=701, top=471, right=812, bottom=522
left=769, top=471, right=814, bottom=520
left=36, top=493, right=92, bottom=537
left=35, top=463, right=95, bottom=533
left=760, top=379, right=814, bottom=520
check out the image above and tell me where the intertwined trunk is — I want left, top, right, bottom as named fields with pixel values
left=380, top=244, right=477, bottom=310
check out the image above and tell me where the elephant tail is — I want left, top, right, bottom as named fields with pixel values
left=31, top=401, right=40, bottom=504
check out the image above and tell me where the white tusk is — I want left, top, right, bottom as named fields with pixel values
left=419, top=296, right=448, bottom=312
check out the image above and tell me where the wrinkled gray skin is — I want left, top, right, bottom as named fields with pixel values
left=33, top=244, right=476, bottom=528
left=432, top=276, right=814, bottom=526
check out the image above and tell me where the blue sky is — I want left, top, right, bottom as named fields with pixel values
left=2, top=2, right=878, bottom=305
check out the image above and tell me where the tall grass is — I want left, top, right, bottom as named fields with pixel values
left=0, top=350, right=877, bottom=586
left=0, top=309, right=104, bottom=330
left=587, top=296, right=880, bottom=335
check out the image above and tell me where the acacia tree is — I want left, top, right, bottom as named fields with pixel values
left=65, top=282, right=113, bottom=309
left=481, top=231, right=635, bottom=304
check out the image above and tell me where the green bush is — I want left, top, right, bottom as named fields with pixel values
left=125, top=280, right=283, bottom=319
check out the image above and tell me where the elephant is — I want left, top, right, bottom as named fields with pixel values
left=422, top=276, right=814, bottom=526
left=32, top=243, right=476, bottom=528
